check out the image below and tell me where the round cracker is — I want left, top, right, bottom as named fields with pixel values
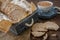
left=44, top=21, right=59, bottom=30
left=32, top=23, right=47, bottom=32
left=32, top=32, right=45, bottom=37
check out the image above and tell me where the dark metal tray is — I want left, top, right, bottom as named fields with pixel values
left=10, top=9, right=38, bottom=35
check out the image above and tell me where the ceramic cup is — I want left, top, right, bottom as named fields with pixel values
left=37, top=1, right=53, bottom=12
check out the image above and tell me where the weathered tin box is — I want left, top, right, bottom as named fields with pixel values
left=10, top=9, right=38, bottom=35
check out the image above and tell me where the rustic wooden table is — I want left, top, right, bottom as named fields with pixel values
left=0, top=0, right=60, bottom=40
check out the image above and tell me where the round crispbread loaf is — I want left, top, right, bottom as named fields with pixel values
left=31, top=23, right=47, bottom=37
left=43, top=21, right=59, bottom=30
left=32, top=23, right=47, bottom=32
left=31, top=32, right=45, bottom=37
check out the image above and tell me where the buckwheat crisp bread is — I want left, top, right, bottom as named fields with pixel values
left=0, top=0, right=11, bottom=11
left=3, top=3, right=15, bottom=15
left=0, top=0, right=37, bottom=23
left=0, top=20, right=12, bottom=33
left=1, top=2, right=31, bottom=23
left=32, top=23, right=47, bottom=32
left=2, top=3, right=28, bottom=23
left=43, top=22, right=59, bottom=31
left=7, top=5, right=28, bottom=23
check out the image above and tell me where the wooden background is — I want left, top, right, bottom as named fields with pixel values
left=0, top=0, right=60, bottom=40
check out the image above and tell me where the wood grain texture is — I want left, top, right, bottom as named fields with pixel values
left=0, top=0, right=60, bottom=40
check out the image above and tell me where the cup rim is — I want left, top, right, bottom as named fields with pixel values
left=37, top=1, right=53, bottom=7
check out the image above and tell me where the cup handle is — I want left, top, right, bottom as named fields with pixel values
left=25, top=18, right=34, bottom=27
left=54, top=6, right=60, bottom=14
